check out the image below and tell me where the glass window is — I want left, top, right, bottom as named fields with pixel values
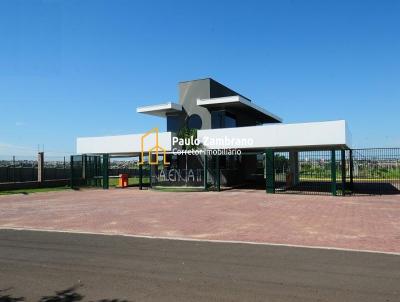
left=211, top=111, right=224, bottom=129
left=225, top=113, right=237, bottom=128
left=187, top=114, right=202, bottom=129
left=211, top=110, right=236, bottom=129
left=167, top=115, right=181, bottom=132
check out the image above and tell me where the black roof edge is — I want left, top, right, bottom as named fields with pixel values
left=178, top=77, right=251, bottom=101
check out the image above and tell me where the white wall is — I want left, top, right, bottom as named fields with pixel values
left=197, top=120, right=351, bottom=150
left=76, top=132, right=173, bottom=155
left=76, top=120, right=351, bottom=154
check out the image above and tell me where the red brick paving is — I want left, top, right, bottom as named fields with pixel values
left=1, top=188, right=400, bottom=253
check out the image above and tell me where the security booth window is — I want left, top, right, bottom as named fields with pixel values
left=211, top=110, right=237, bottom=129
left=187, top=114, right=202, bottom=129
left=225, top=113, right=237, bottom=128
left=167, top=114, right=181, bottom=132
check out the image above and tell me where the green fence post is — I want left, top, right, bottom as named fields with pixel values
left=341, top=150, right=346, bottom=196
left=102, top=154, right=109, bottom=189
left=203, top=153, right=208, bottom=191
left=349, top=149, right=354, bottom=192
left=97, top=156, right=101, bottom=187
left=216, top=155, right=220, bottom=192
left=149, top=159, right=152, bottom=188
left=82, top=154, right=87, bottom=185
left=331, top=150, right=337, bottom=196
left=13, top=155, right=15, bottom=183
left=265, top=149, right=275, bottom=193
left=70, top=155, right=74, bottom=188
left=139, top=154, right=143, bottom=190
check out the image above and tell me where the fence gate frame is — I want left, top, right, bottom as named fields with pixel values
left=71, top=148, right=400, bottom=196
left=70, top=154, right=103, bottom=189
left=267, top=148, right=400, bottom=196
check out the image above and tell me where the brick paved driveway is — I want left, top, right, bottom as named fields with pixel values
left=1, top=188, right=400, bottom=253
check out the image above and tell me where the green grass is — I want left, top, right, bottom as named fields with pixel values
left=108, top=177, right=150, bottom=187
left=0, top=186, right=71, bottom=195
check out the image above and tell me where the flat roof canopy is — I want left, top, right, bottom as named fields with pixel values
left=137, top=102, right=182, bottom=117
left=197, top=120, right=351, bottom=150
left=197, top=96, right=282, bottom=123
left=77, top=132, right=173, bottom=155
left=76, top=120, right=350, bottom=155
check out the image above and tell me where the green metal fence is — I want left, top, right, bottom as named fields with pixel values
left=70, top=155, right=84, bottom=188
left=109, top=157, right=150, bottom=188
left=274, top=148, right=400, bottom=195
left=70, top=148, right=400, bottom=196
left=71, top=155, right=151, bottom=189
left=70, top=155, right=103, bottom=188
left=274, top=150, right=344, bottom=195
left=0, top=156, right=70, bottom=183
left=351, top=148, right=400, bottom=195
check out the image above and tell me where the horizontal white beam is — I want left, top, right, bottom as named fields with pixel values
left=137, top=102, right=182, bottom=117
left=197, top=120, right=351, bottom=150
left=77, top=121, right=351, bottom=155
left=77, top=132, right=173, bottom=155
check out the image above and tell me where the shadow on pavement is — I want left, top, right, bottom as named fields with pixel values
left=0, top=288, right=24, bottom=302
left=1, top=285, right=129, bottom=302
left=38, top=285, right=83, bottom=302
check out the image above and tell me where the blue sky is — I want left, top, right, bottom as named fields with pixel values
left=0, top=0, right=399, bottom=158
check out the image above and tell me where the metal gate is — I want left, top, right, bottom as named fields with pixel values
left=70, top=155, right=102, bottom=188
left=108, top=156, right=150, bottom=188
left=71, top=155, right=151, bottom=189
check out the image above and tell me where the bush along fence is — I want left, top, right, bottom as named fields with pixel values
left=0, top=153, right=71, bottom=190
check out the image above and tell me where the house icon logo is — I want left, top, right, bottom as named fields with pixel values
left=139, top=128, right=170, bottom=165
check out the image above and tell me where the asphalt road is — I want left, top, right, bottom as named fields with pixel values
left=0, top=230, right=399, bottom=302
